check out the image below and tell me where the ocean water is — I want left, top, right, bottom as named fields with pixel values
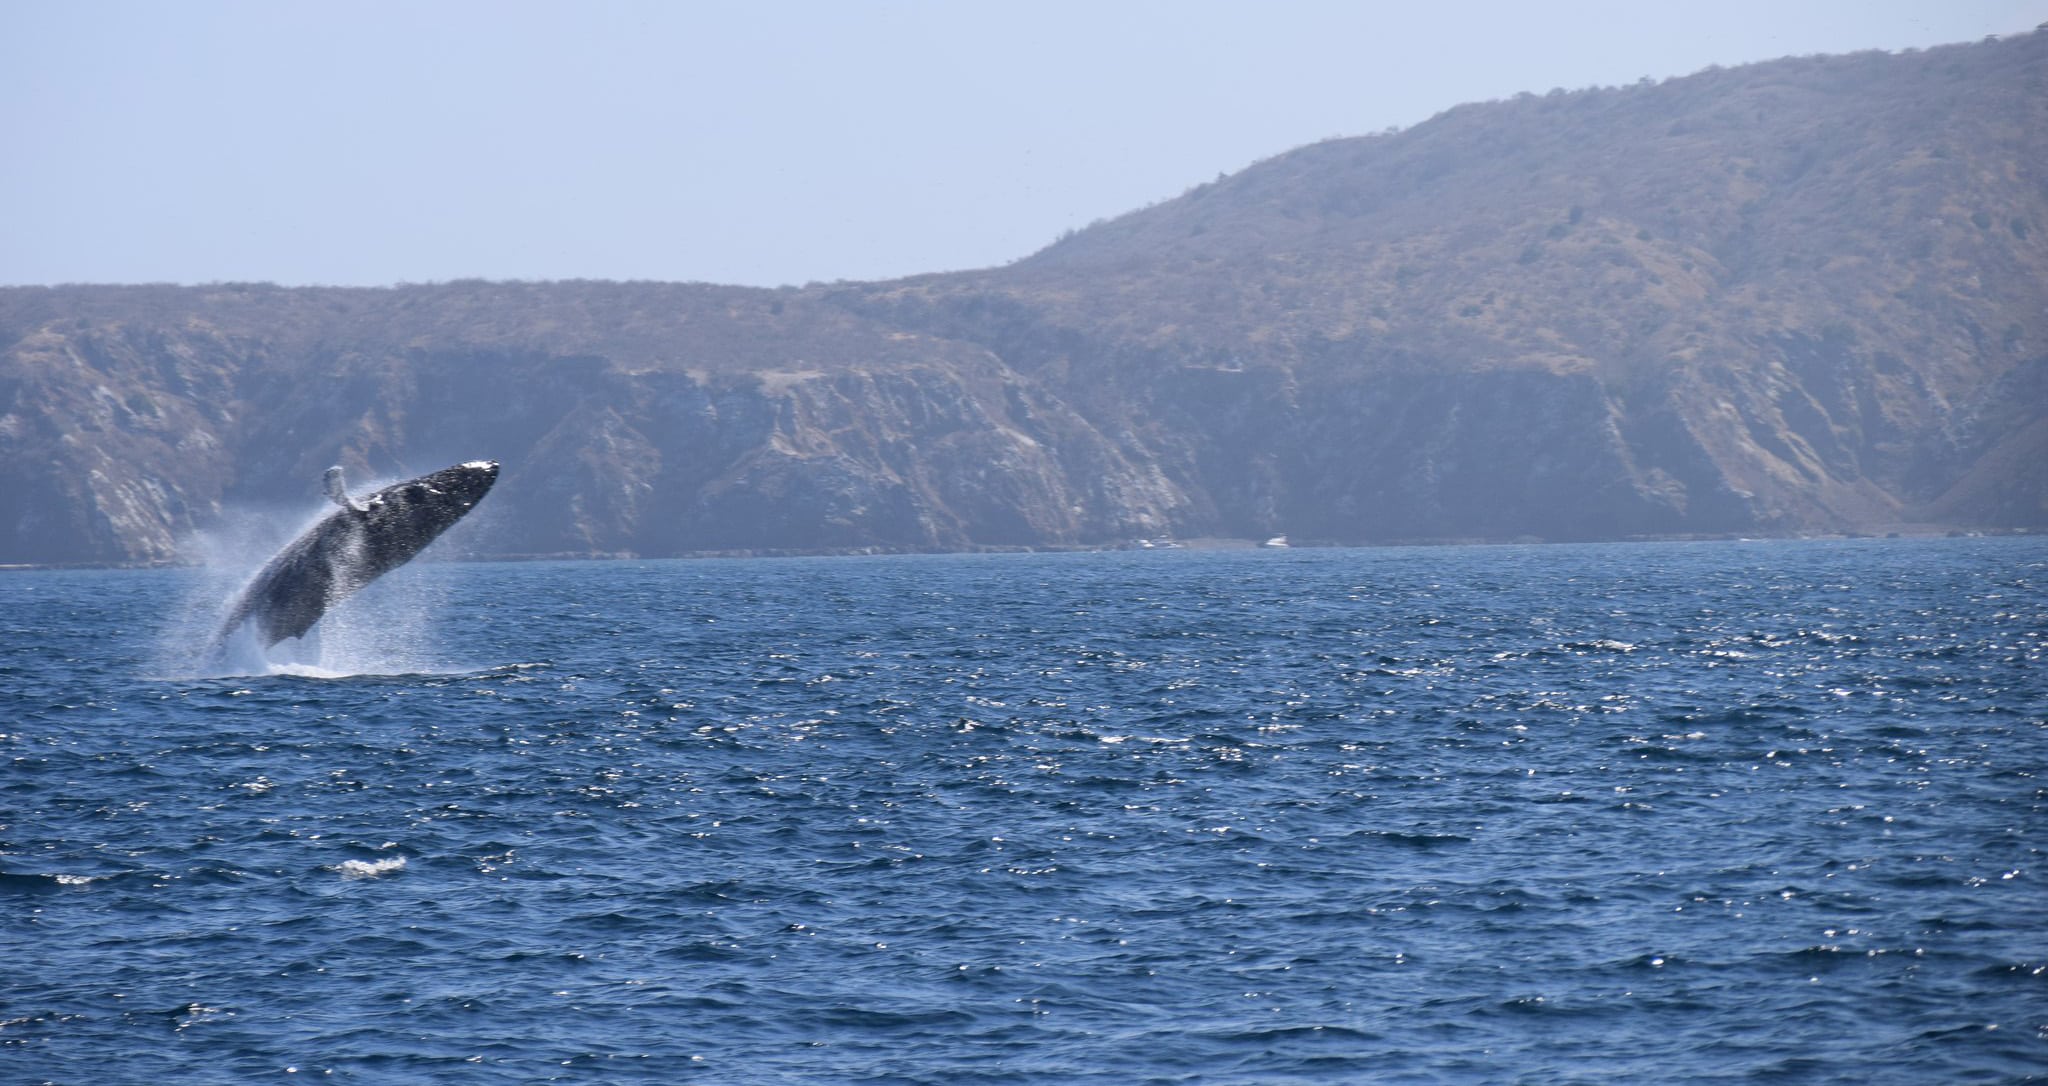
left=3, top=538, right=2043, bottom=1083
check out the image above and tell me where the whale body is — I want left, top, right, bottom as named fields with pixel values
left=214, top=460, right=499, bottom=650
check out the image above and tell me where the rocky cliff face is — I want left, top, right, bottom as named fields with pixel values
left=2, top=32, right=2042, bottom=564
left=848, top=31, right=2048, bottom=543
left=0, top=284, right=1197, bottom=562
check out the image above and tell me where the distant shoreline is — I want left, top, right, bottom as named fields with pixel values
left=3, top=525, right=2034, bottom=572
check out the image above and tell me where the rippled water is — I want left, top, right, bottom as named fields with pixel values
left=4, top=539, right=2044, bottom=1083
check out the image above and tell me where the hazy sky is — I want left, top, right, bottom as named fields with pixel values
left=3, top=0, right=2042, bottom=288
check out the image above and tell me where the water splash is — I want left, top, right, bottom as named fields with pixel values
left=330, top=856, right=408, bottom=879
left=162, top=494, right=470, bottom=679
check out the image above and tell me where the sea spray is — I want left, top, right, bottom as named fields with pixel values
left=163, top=481, right=475, bottom=678
left=157, top=508, right=311, bottom=677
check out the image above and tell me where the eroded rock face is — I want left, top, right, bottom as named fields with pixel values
left=0, top=307, right=1194, bottom=562
left=0, top=322, right=241, bottom=564
left=2, top=32, right=2042, bottom=563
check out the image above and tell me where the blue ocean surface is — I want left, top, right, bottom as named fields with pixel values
left=3, top=539, right=2043, bottom=1083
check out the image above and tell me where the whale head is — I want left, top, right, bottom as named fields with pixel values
left=370, top=459, right=500, bottom=539
left=429, top=460, right=500, bottom=511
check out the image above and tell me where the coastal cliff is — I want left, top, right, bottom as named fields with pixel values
left=3, top=32, right=2042, bottom=564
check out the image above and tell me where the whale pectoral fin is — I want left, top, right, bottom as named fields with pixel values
left=324, top=466, right=369, bottom=512
left=323, top=466, right=351, bottom=507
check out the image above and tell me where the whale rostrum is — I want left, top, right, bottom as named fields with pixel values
left=215, top=460, right=499, bottom=650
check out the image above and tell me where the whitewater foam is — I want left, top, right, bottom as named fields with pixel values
left=330, top=857, right=407, bottom=879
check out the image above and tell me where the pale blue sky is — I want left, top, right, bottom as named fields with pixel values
left=3, top=0, right=2042, bottom=288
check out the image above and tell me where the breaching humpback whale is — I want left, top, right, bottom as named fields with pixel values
left=213, top=460, right=499, bottom=651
